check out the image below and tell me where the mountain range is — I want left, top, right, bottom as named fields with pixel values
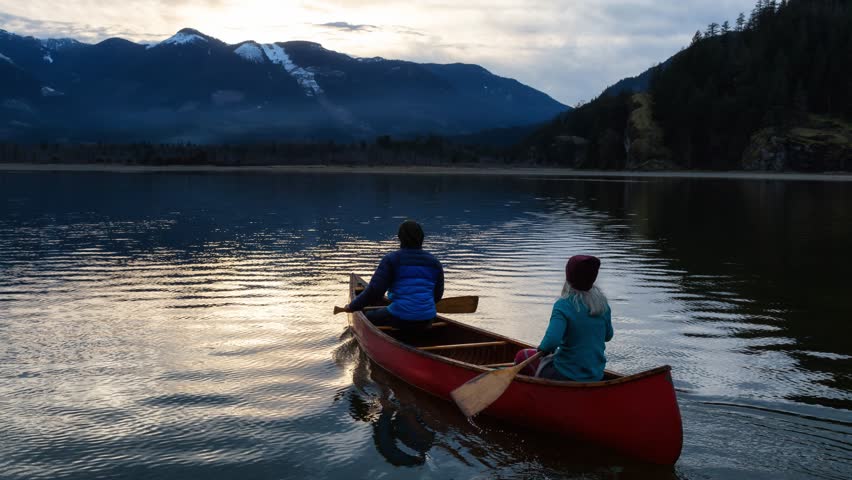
left=0, top=28, right=567, bottom=143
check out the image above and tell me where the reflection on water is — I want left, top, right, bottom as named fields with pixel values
left=0, top=172, right=850, bottom=479
left=335, top=332, right=436, bottom=468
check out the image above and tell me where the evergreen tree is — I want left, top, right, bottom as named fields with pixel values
left=793, top=81, right=808, bottom=118
left=691, top=30, right=703, bottom=45
left=721, top=21, right=731, bottom=34
left=750, top=0, right=765, bottom=28
left=705, top=22, right=720, bottom=37
left=736, top=12, right=746, bottom=31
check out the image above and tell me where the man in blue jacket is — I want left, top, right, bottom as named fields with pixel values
left=344, top=220, right=444, bottom=331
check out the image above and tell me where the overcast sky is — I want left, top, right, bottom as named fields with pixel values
left=0, top=0, right=758, bottom=104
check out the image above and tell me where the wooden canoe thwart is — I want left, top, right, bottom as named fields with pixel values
left=345, top=273, right=683, bottom=464
left=418, top=340, right=508, bottom=351
left=364, top=296, right=478, bottom=314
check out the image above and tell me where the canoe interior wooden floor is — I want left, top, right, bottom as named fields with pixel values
left=385, top=321, right=520, bottom=366
left=356, top=284, right=619, bottom=380
left=364, top=306, right=617, bottom=379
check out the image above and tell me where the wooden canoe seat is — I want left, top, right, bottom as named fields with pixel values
left=378, top=321, right=448, bottom=332
left=419, top=341, right=507, bottom=352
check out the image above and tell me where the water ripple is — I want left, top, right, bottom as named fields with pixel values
left=1, top=172, right=850, bottom=479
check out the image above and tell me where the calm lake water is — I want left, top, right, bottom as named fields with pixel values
left=0, top=171, right=850, bottom=479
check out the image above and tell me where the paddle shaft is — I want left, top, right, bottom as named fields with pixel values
left=333, top=295, right=478, bottom=315
left=508, top=350, right=543, bottom=374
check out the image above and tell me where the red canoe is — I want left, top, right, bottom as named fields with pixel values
left=346, top=273, right=683, bottom=464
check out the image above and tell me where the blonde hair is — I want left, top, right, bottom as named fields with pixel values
left=560, top=281, right=608, bottom=316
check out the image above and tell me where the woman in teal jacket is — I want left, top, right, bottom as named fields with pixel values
left=514, top=255, right=613, bottom=381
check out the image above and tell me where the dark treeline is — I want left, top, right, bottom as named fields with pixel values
left=0, top=136, right=514, bottom=166
left=523, top=0, right=852, bottom=171
left=521, top=93, right=633, bottom=169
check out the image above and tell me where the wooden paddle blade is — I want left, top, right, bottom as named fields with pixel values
left=333, top=306, right=346, bottom=315
left=450, top=351, right=541, bottom=417
left=450, top=364, right=524, bottom=417
left=436, top=296, right=479, bottom=314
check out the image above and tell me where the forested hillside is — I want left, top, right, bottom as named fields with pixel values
left=523, top=0, right=852, bottom=171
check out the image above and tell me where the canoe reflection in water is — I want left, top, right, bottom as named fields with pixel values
left=332, top=327, right=679, bottom=477
left=371, top=381, right=436, bottom=466
left=333, top=329, right=436, bottom=466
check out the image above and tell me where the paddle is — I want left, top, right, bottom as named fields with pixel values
left=433, top=296, right=479, bottom=314
left=333, top=296, right=478, bottom=315
left=450, top=351, right=543, bottom=418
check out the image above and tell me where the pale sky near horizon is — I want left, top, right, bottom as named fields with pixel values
left=0, top=1, right=758, bottom=105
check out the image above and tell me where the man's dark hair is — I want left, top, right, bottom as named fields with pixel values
left=398, top=220, right=424, bottom=249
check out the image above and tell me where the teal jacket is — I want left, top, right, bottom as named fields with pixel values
left=538, top=296, right=613, bottom=381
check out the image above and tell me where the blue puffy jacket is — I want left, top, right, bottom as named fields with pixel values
left=349, top=248, right=444, bottom=321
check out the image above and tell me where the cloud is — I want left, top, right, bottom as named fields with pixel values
left=315, top=21, right=376, bottom=32
left=389, top=25, right=425, bottom=37
left=0, top=11, right=164, bottom=43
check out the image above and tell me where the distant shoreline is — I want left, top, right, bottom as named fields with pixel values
left=1, top=163, right=851, bottom=182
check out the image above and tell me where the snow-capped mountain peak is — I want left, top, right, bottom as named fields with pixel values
left=234, top=42, right=265, bottom=63
left=147, top=28, right=210, bottom=49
